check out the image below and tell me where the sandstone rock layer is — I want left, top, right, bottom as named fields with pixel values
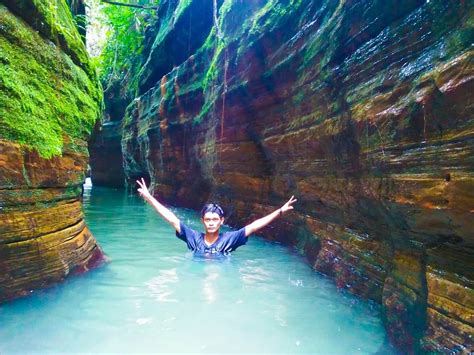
left=0, top=2, right=104, bottom=302
left=0, top=139, right=105, bottom=302
left=102, top=0, right=473, bottom=352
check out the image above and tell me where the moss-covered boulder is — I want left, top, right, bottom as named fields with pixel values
left=0, top=1, right=105, bottom=303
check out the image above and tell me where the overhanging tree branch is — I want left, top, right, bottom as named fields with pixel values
left=101, top=1, right=159, bottom=10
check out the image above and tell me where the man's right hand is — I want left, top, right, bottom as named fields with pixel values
left=135, top=177, right=181, bottom=233
left=136, top=178, right=152, bottom=200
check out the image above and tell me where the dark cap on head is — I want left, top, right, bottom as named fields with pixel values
left=201, top=203, right=224, bottom=217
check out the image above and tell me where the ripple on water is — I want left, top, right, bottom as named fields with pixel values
left=0, top=187, right=395, bottom=354
left=146, top=268, right=179, bottom=302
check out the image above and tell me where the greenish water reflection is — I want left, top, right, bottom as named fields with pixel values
left=0, top=187, right=395, bottom=354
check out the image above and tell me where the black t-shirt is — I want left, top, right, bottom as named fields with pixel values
left=176, top=222, right=247, bottom=254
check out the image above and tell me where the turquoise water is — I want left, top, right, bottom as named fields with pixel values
left=0, top=186, right=394, bottom=354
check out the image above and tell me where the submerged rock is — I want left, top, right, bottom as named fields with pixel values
left=107, top=0, right=473, bottom=352
left=0, top=2, right=105, bottom=302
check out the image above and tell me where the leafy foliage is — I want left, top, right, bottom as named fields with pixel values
left=92, top=0, right=160, bottom=90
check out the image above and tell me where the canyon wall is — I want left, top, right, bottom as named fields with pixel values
left=0, top=0, right=105, bottom=302
left=97, top=0, right=473, bottom=352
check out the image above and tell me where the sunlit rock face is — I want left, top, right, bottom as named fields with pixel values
left=121, top=0, right=473, bottom=352
left=0, top=2, right=105, bottom=302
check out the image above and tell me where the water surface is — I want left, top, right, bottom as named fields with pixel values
left=0, top=186, right=394, bottom=354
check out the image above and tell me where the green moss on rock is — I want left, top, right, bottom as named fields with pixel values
left=0, top=5, right=102, bottom=158
left=2, top=0, right=95, bottom=77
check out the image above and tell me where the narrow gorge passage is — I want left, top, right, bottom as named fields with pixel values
left=1, top=0, right=473, bottom=353
left=0, top=187, right=395, bottom=354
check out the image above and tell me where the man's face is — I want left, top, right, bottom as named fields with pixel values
left=201, top=212, right=224, bottom=234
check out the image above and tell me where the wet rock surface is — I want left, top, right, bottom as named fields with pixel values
left=89, top=121, right=125, bottom=188
left=103, top=0, right=473, bottom=352
left=0, top=2, right=105, bottom=302
left=0, top=139, right=106, bottom=303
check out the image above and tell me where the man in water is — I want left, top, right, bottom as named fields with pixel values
left=136, top=178, right=297, bottom=254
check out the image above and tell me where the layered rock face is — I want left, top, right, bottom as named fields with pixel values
left=88, top=82, right=127, bottom=188
left=88, top=0, right=219, bottom=187
left=0, top=1, right=105, bottom=302
left=88, top=120, right=125, bottom=188
left=118, top=0, right=473, bottom=352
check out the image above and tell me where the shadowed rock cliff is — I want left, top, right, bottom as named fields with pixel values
left=97, top=0, right=473, bottom=352
left=0, top=1, right=105, bottom=302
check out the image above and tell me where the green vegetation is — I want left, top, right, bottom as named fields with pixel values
left=0, top=5, right=101, bottom=158
left=92, top=0, right=159, bottom=91
left=4, top=0, right=95, bottom=77
left=174, top=0, right=192, bottom=20
left=45, top=0, right=88, bottom=64
left=193, top=100, right=213, bottom=126
left=249, top=0, right=302, bottom=35
left=203, top=38, right=224, bottom=91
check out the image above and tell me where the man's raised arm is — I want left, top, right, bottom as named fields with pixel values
left=136, top=178, right=181, bottom=233
left=244, top=196, right=297, bottom=237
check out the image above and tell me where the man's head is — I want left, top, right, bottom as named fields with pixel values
left=200, top=203, right=225, bottom=235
